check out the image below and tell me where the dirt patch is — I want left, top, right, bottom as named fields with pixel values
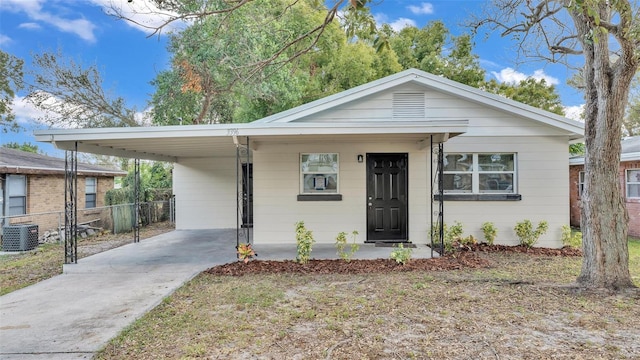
left=456, top=243, right=583, bottom=256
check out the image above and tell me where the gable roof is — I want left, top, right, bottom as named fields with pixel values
left=34, top=68, right=583, bottom=161
left=252, top=68, right=584, bottom=140
left=0, top=147, right=127, bottom=176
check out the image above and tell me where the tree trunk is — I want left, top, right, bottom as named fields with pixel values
left=572, top=4, right=636, bottom=289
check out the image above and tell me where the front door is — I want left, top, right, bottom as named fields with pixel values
left=366, top=153, right=408, bottom=242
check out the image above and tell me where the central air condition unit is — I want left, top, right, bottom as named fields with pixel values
left=2, top=224, right=39, bottom=251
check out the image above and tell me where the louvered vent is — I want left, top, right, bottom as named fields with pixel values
left=392, top=92, right=425, bottom=119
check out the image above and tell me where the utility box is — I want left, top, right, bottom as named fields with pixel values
left=2, top=224, right=39, bottom=251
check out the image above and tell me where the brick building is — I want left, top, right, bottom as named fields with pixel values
left=569, top=137, right=640, bottom=237
left=1, top=147, right=126, bottom=232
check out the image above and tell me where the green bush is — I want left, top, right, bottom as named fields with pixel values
left=481, top=222, right=498, bottom=245
left=561, top=225, right=582, bottom=248
left=295, top=221, right=315, bottom=264
left=335, top=231, right=360, bottom=262
left=390, top=243, right=412, bottom=265
left=514, top=220, right=549, bottom=248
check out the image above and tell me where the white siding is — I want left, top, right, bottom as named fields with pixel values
left=252, top=141, right=431, bottom=245
left=173, top=157, right=237, bottom=229
left=442, top=135, right=569, bottom=248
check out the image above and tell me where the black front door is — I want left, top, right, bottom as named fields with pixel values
left=366, top=153, right=408, bottom=242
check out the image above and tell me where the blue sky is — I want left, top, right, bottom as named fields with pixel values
left=0, top=0, right=585, bottom=156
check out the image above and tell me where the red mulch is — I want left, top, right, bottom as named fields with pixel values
left=456, top=243, right=583, bottom=256
left=204, top=245, right=582, bottom=276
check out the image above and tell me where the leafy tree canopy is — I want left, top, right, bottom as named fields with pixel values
left=0, top=50, right=24, bottom=133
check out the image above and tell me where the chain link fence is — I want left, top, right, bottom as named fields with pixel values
left=1, top=200, right=174, bottom=246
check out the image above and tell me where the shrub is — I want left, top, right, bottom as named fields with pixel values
left=561, top=225, right=582, bottom=248
left=335, top=230, right=360, bottom=262
left=514, top=220, right=549, bottom=248
left=430, top=221, right=464, bottom=254
left=295, top=221, right=315, bottom=264
left=390, top=243, right=412, bottom=265
left=237, top=243, right=256, bottom=263
left=481, top=222, right=498, bottom=245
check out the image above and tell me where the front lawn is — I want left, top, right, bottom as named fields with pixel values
left=96, top=248, right=640, bottom=359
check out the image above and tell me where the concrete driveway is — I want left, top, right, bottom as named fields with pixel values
left=0, top=229, right=237, bottom=359
left=0, top=229, right=434, bottom=359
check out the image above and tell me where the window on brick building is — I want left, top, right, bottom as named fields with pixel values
left=85, top=177, right=97, bottom=208
left=7, top=175, right=27, bottom=215
left=578, top=171, right=585, bottom=197
left=626, top=169, right=640, bottom=198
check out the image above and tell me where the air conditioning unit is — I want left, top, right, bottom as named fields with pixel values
left=2, top=225, right=39, bottom=252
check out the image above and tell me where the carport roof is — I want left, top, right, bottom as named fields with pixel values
left=34, top=120, right=468, bottom=162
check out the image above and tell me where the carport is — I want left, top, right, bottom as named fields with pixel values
left=35, top=121, right=466, bottom=263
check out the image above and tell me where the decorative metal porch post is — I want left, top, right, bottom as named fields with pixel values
left=235, top=136, right=252, bottom=255
left=430, top=137, right=445, bottom=257
left=64, top=143, right=78, bottom=264
left=134, top=158, right=140, bottom=243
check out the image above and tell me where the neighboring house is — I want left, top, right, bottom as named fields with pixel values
left=570, top=136, right=640, bottom=237
left=35, top=69, right=584, bottom=248
left=0, top=147, right=126, bottom=231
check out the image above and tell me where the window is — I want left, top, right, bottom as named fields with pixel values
left=85, top=177, right=97, bottom=208
left=300, top=153, right=338, bottom=194
left=626, top=169, right=640, bottom=198
left=443, top=153, right=516, bottom=194
left=578, top=171, right=586, bottom=197
left=7, top=175, right=27, bottom=215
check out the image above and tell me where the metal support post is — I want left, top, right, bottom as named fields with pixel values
left=437, top=142, right=444, bottom=255
left=134, top=158, right=140, bottom=243
left=64, top=143, right=78, bottom=264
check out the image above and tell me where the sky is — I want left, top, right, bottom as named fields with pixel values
left=0, top=0, right=586, bottom=156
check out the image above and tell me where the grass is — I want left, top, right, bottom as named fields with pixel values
left=0, top=222, right=174, bottom=296
left=95, top=247, right=640, bottom=360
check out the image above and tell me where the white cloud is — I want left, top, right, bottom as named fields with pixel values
left=388, top=17, right=416, bottom=32
left=564, top=105, right=585, bottom=121
left=407, top=3, right=434, bottom=15
left=0, top=0, right=97, bottom=42
left=18, top=22, right=41, bottom=30
left=11, top=96, right=51, bottom=126
left=89, top=0, right=183, bottom=35
left=0, top=34, right=11, bottom=45
left=491, top=67, right=560, bottom=86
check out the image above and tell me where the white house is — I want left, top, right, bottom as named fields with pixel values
left=35, top=69, right=584, bottom=248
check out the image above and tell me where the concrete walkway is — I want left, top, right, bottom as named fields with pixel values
left=0, top=230, right=434, bottom=359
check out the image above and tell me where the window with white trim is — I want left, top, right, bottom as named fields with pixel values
left=443, top=153, right=516, bottom=194
left=300, top=153, right=338, bottom=194
left=7, top=175, right=27, bottom=215
left=578, top=171, right=586, bottom=197
left=626, top=169, right=640, bottom=198
left=85, top=177, right=97, bottom=208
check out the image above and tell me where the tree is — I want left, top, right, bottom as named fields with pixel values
left=482, top=78, right=565, bottom=115
left=389, top=23, right=486, bottom=87
left=26, top=50, right=140, bottom=128
left=2, top=142, right=40, bottom=153
left=472, top=1, right=638, bottom=289
left=0, top=50, right=24, bottom=133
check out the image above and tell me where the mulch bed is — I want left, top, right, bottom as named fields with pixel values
left=206, top=244, right=582, bottom=276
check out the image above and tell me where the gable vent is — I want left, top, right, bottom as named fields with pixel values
left=393, top=92, right=425, bottom=119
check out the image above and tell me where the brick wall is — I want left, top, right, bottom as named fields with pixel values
left=569, top=161, right=640, bottom=238
left=569, top=164, right=583, bottom=228
left=6, top=174, right=116, bottom=232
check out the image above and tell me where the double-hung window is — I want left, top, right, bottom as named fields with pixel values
left=7, top=175, right=27, bottom=215
left=300, top=153, right=338, bottom=194
left=85, top=177, right=97, bottom=208
left=578, top=171, right=586, bottom=197
left=443, top=153, right=516, bottom=194
left=626, top=169, right=640, bottom=199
